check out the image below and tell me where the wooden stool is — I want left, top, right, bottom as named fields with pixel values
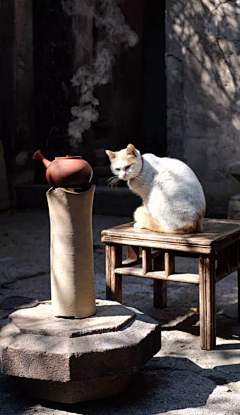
left=101, top=218, right=240, bottom=350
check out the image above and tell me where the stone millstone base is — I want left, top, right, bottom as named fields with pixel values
left=0, top=300, right=161, bottom=403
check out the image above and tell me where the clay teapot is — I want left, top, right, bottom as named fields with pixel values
left=33, top=150, right=93, bottom=188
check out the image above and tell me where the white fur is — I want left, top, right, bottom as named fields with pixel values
left=108, top=148, right=142, bottom=181
left=134, top=221, right=144, bottom=229
left=108, top=148, right=206, bottom=232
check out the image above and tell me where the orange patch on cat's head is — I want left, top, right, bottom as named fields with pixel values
left=122, top=144, right=138, bottom=164
left=123, top=144, right=138, bottom=165
left=126, top=144, right=137, bottom=157
left=106, top=144, right=138, bottom=165
left=121, top=154, right=138, bottom=166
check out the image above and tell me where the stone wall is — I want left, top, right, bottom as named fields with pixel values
left=166, top=0, right=240, bottom=217
left=0, top=0, right=34, bottom=201
left=0, top=141, right=10, bottom=210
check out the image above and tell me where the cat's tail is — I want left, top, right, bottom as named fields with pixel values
left=134, top=206, right=204, bottom=234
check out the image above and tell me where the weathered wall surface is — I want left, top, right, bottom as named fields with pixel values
left=0, top=0, right=34, bottom=201
left=166, top=0, right=240, bottom=216
left=0, top=141, right=10, bottom=210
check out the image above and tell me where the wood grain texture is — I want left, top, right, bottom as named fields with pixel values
left=103, top=218, right=240, bottom=350
left=199, top=254, right=216, bottom=350
left=105, top=244, right=122, bottom=303
left=216, top=247, right=230, bottom=279
left=154, top=253, right=167, bottom=308
left=101, top=219, right=240, bottom=254
left=106, top=245, right=112, bottom=301
left=114, top=267, right=199, bottom=283
left=142, top=247, right=152, bottom=274
left=164, top=251, right=175, bottom=277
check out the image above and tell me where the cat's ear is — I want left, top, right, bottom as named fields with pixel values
left=105, top=150, right=116, bottom=160
left=126, top=144, right=137, bottom=157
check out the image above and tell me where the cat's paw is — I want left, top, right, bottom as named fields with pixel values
left=134, top=222, right=144, bottom=229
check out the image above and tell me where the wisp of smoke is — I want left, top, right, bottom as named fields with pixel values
left=62, top=0, right=138, bottom=149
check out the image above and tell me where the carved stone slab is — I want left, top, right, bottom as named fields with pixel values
left=0, top=300, right=161, bottom=403
left=10, top=300, right=136, bottom=337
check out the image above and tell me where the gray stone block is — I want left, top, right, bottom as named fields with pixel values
left=0, top=300, right=161, bottom=403
left=229, top=162, right=240, bottom=184
left=166, top=0, right=240, bottom=216
left=228, top=193, right=240, bottom=219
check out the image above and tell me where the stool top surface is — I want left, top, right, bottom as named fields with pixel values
left=101, top=218, right=240, bottom=254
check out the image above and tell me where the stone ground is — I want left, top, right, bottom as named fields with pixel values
left=0, top=209, right=240, bottom=415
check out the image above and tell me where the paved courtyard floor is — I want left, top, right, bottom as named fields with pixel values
left=0, top=209, right=240, bottom=415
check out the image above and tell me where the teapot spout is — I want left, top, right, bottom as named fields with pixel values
left=33, top=150, right=51, bottom=169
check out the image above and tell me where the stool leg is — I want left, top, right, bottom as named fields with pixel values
left=164, top=251, right=175, bottom=276
left=106, top=244, right=122, bottom=303
left=142, top=247, right=152, bottom=274
left=154, top=254, right=167, bottom=308
left=199, top=254, right=216, bottom=350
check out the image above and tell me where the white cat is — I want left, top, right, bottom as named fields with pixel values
left=106, top=144, right=206, bottom=233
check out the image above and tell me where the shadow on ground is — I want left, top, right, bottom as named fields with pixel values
left=1, top=356, right=240, bottom=415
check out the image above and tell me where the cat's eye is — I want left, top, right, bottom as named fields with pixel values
left=125, top=165, right=131, bottom=170
left=115, top=168, right=120, bottom=172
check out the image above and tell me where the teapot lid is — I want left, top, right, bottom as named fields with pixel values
left=55, top=156, right=83, bottom=160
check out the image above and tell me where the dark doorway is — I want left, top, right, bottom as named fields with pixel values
left=32, top=0, right=73, bottom=158
left=142, top=0, right=166, bottom=156
left=32, top=0, right=166, bottom=174
left=92, top=0, right=166, bottom=160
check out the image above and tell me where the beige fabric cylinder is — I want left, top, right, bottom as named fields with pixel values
left=47, top=186, right=96, bottom=318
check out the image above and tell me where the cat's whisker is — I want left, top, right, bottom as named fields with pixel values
left=110, top=180, right=120, bottom=188
left=106, top=176, right=117, bottom=184
left=110, top=179, right=117, bottom=186
left=107, top=179, right=114, bottom=187
left=106, top=176, right=120, bottom=187
left=106, top=177, right=113, bottom=184
left=105, top=143, right=205, bottom=235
